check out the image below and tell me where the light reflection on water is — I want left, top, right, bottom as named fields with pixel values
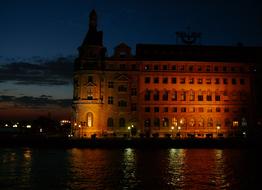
left=0, top=148, right=260, bottom=189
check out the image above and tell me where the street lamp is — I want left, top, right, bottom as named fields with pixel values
left=216, top=126, right=220, bottom=137
left=171, top=126, right=174, bottom=138
left=128, top=126, right=131, bottom=137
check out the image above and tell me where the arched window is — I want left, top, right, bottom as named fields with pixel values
left=189, top=90, right=195, bottom=101
left=144, top=119, right=151, bottom=128
left=119, top=118, right=125, bottom=127
left=163, top=117, right=169, bottom=127
left=189, top=118, right=195, bottom=127
left=154, top=90, right=159, bottom=101
left=86, top=112, right=93, bottom=127
left=207, top=118, right=213, bottom=127
left=163, top=91, right=168, bottom=101
left=198, top=118, right=204, bottom=127
left=107, top=118, right=114, bottom=128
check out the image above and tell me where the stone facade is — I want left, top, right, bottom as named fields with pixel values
left=72, top=10, right=258, bottom=138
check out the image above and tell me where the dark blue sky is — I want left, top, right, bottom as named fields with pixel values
left=0, top=0, right=262, bottom=58
left=0, top=0, right=262, bottom=120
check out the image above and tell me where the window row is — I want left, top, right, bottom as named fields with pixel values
left=144, top=106, right=246, bottom=113
left=143, top=64, right=246, bottom=73
left=144, top=77, right=246, bottom=85
left=143, top=117, right=247, bottom=128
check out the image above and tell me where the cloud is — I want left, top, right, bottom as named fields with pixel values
left=0, top=56, right=74, bottom=86
left=0, top=95, right=71, bottom=109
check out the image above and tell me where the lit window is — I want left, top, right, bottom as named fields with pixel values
left=198, top=78, right=203, bottom=84
left=180, top=78, right=186, bottom=84
left=181, top=91, right=186, bottom=101
left=87, top=112, right=93, bottom=127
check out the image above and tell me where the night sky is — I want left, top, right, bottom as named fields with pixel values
left=0, top=0, right=262, bottom=120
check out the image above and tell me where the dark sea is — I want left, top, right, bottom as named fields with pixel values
left=0, top=147, right=261, bottom=190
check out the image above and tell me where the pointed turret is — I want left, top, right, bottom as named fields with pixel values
left=89, top=9, right=97, bottom=31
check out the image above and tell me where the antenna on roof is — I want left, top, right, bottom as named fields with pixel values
left=176, top=27, right=201, bottom=45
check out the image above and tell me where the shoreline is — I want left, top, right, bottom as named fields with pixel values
left=0, top=136, right=259, bottom=149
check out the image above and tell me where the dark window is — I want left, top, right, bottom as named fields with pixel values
left=145, top=90, right=150, bottom=101
left=163, top=77, right=168, bottom=84
left=172, top=65, right=176, bottom=70
left=172, top=77, right=177, bottom=84
left=118, top=85, right=127, bottom=92
left=163, top=91, right=168, bottom=101
left=88, top=76, right=93, bottom=83
left=131, top=103, right=137, bottom=111
left=224, top=108, right=229, bottom=112
left=215, top=78, right=220, bottom=84
left=120, top=64, right=126, bottom=70
left=198, top=95, right=203, bottom=101
left=172, top=107, right=177, bottom=112
left=108, top=81, right=114, bottom=88
left=107, top=118, right=114, bottom=128
left=223, top=78, right=228, bottom=84
left=163, top=107, right=168, bottom=112
left=207, top=95, right=212, bottom=101
left=189, top=78, right=194, bottom=84
left=145, top=107, right=150, bottom=112
left=214, top=66, right=219, bottom=72
left=154, top=91, right=159, bottom=101
left=145, top=77, right=150, bottom=83
left=132, top=64, right=137, bottom=70
left=163, top=65, right=168, bottom=70
left=108, top=96, right=114, bottom=104
left=232, top=78, right=237, bottom=85
left=206, top=66, right=211, bottom=72
left=215, top=95, right=220, bottom=101
left=119, top=118, right=125, bottom=127
left=240, top=78, right=245, bottom=85
left=154, top=65, right=159, bottom=70
left=154, top=107, right=159, bottom=112
left=154, top=118, right=160, bottom=127
left=223, top=66, right=227, bottom=72
left=216, top=107, right=221, bottom=112
left=198, top=66, right=202, bottom=72
left=118, top=100, right=127, bottom=107
left=189, top=65, right=194, bottom=72
left=154, top=77, right=159, bottom=83
left=131, top=88, right=137, bottom=96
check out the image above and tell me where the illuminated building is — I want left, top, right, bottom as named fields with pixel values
left=72, top=10, right=260, bottom=138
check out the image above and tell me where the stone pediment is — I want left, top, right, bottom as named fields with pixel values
left=114, top=74, right=129, bottom=81
left=86, top=82, right=97, bottom=87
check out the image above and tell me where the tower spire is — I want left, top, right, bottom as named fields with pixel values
left=89, top=9, right=97, bottom=31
